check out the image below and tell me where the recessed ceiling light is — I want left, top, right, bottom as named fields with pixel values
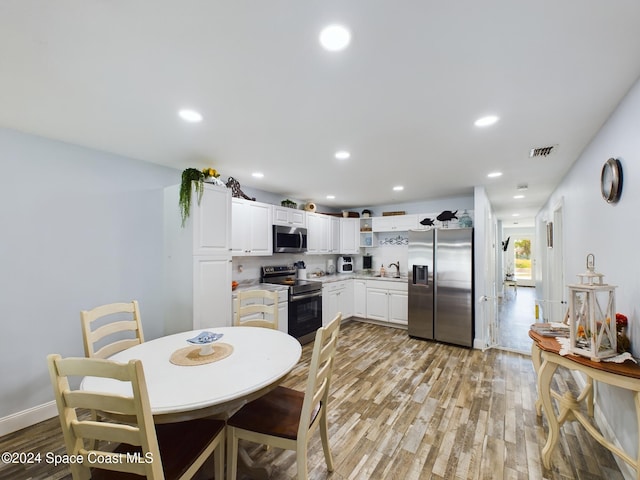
left=319, top=24, right=351, bottom=51
left=178, top=109, right=203, bottom=123
left=335, top=150, right=350, bottom=160
left=512, top=213, right=520, bottom=217
left=393, top=185, right=404, bottom=191
left=326, top=195, right=335, bottom=200
left=513, top=194, right=525, bottom=199
left=474, top=115, right=499, bottom=127
left=487, top=172, right=502, bottom=178
left=252, top=172, right=264, bottom=178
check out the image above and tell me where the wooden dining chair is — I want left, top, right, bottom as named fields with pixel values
left=234, top=290, right=279, bottom=329
left=47, top=354, right=226, bottom=480
left=80, top=300, right=145, bottom=359
left=226, top=312, right=342, bottom=480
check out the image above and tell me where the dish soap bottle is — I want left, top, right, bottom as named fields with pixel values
left=379, top=264, right=386, bottom=277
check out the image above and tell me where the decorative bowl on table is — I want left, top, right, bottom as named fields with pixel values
left=187, top=331, right=223, bottom=356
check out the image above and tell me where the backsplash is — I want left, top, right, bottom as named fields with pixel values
left=231, top=248, right=410, bottom=283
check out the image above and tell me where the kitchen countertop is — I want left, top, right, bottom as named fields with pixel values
left=308, top=272, right=408, bottom=284
left=232, top=273, right=408, bottom=296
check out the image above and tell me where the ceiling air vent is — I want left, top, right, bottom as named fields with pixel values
left=529, top=145, right=556, bottom=158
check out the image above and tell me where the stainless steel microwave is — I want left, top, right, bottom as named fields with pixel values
left=273, top=225, right=308, bottom=253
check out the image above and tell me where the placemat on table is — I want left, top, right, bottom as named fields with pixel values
left=170, top=343, right=233, bottom=366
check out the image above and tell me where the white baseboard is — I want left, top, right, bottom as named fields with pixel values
left=570, top=370, right=634, bottom=480
left=594, top=405, right=635, bottom=480
left=0, top=401, right=58, bottom=437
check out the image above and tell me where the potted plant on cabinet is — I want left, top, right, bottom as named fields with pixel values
left=179, top=168, right=205, bottom=227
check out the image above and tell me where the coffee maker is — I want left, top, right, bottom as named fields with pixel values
left=363, top=254, right=373, bottom=271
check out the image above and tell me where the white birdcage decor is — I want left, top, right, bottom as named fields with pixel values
left=568, top=254, right=617, bottom=361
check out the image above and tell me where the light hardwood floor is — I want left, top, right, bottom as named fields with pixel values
left=498, top=286, right=538, bottom=354
left=0, top=321, right=625, bottom=479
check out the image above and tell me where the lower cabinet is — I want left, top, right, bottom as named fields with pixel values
left=322, top=280, right=353, bottom=326
left=193, top=256, right=233, bottom=329
left=353, top=279, right=367, bottom=318
left=232, top=289, right=288, bottom=334
left=365, top=280, right=408, bottom=326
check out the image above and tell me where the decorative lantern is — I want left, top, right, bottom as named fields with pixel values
left=568, top=254, right=617, bottom=361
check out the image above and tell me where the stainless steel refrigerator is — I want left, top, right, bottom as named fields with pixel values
left=408, top=228, right=474, bottom=347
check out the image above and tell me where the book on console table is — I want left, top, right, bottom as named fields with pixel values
left=530, top=322, right=570, bottom=337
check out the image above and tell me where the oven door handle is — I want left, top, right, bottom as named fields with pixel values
left=290, top=292, right=321, bottom=302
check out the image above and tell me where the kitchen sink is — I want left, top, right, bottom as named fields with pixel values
left=371, top=274, right=405, bottom=280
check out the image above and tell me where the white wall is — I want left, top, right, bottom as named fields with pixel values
left=473, top=186, right=496, bottom=349
left=537, top=76, right=640, bottom=473
left=0, top=128, right=178, bottom=428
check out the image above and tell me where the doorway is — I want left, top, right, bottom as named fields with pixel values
left=512, top=235, right=534, bottom=287
left=497, top=285, right=537, bottom=353
left=498, top=227, right=536, bottom=354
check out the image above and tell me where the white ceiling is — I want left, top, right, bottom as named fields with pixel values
left=2, top=1, right=640, bottom=226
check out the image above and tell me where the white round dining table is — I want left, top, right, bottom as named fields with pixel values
left=81, top=326, right=302, bottom=423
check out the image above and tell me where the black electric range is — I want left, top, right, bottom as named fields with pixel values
left=261, top=265, right=322, bottom=344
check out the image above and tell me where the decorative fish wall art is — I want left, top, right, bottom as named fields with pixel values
left=418, top=209, right=473, bottom=229
left=436, top=210, right=458, bottom=222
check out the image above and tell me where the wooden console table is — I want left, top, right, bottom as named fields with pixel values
left=530, top=330, right=640, bottom=477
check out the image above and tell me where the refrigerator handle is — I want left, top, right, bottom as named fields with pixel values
left=412, top=265, right=428, bottom=286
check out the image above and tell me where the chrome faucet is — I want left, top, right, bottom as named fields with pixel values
left=388, top=262, right=400, bottom=276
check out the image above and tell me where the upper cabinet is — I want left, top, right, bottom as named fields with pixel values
left=273, top=206, right=306, bottom=228
left=308, top=214, right=356, bottom=254
left=306, top=212, right=329, bottom=254
left=372, top=214, right=418, bottom=232
left=231, top=198, right=273, bottom=256
left=329, top=217, right=340, bottom=254
left=190, top=184, right=232, bottom=255
left=340, top=218, right=360, bottom=254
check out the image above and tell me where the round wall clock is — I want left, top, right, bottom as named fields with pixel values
left=601, top=158, right=623, bottom=203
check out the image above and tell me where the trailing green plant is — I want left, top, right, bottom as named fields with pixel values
left=179, top=168, right=205, bottom=227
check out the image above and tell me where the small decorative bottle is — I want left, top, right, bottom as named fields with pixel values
left=459, top=210, right=473, bottom=228
left=380, top=264, right=386, bottom=276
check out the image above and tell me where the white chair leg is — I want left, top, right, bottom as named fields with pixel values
left=226, top=427, right=238, bottom=480
left=296, top=444, right=308, bottom=480
left=214, top=431, right=225, bottom=480
left=319, top=410, right=334, bottom=471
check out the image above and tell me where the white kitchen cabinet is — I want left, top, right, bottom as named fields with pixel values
left=372, top=214, right=418, bottom=232
left=193, top=256, right=233, bottom=329
left=340, top=218, right=360, bottom=254
left=343, top=279, right=354, bottom=319
left=322, top=280, right=353, bottom=326
left=191, top=183, right=232, bottom=255
left=388, top=289, right=408, bottom=326
left=231, top=198, right=272, bottom=256
left=365, top=279, right=408, bottom=326
left=307, top=212, right=329, bottom=254
left=273, top=206, right=306, bottom=227
left=366, top=287, right=389, bottom=322
left=308, top=214, right=345, bottom=254
left=329, top=217, right=340, bottom=254
left=353, top=279, right=367, bottom=318
left=163, top=183, right=232, bottom=333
